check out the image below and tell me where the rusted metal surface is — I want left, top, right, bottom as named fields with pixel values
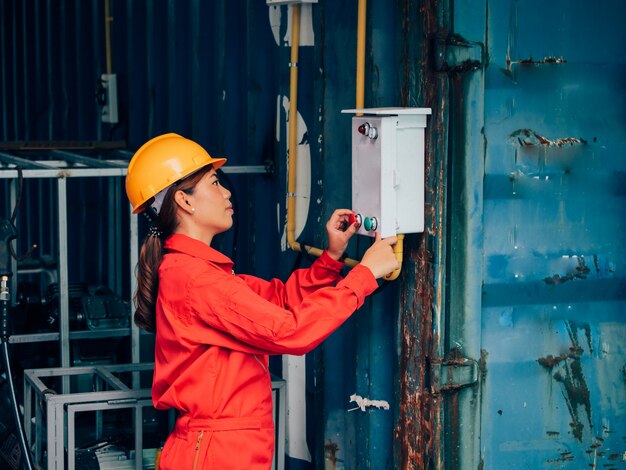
left=396, top=239, right=436, bottom=469
left=537, top=321, right=593, bottom=441
left=509, top=129, right=587, bottom=148
left=543, top=255, right=591, bottom=285
left=396, top=0, right=447, bottom=467
left=478, top=1, right=626, bottom=467
left=431, top=348, right=478, bottom=393
left=324, top=440, right=340, bottom=470
left=506, top=55, right=567, bottom=73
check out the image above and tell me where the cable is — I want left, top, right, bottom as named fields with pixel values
left=1, top=280, right=34, bottom=469
left=8, top=168, right=37, bottom=262
left=10, top=168, right=23, bottom=225
left=1, top=176, right=35, bottom=469
left=1, top=341, right=35, bottom=470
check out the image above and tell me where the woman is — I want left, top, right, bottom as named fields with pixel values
left=125, top=133, right=399, bottom=469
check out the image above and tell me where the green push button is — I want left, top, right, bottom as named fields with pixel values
left=364, top=217, right=378, bottom=231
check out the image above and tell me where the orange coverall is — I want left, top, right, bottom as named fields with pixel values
left=154, top=234, right=378, bottom=469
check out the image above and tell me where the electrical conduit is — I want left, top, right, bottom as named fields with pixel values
left=286, top=4, right=358, bottom=266
left=355, top=0, right=403, bottom=281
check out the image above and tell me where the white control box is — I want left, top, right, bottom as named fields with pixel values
left=342, top=108, right=431, bottom=238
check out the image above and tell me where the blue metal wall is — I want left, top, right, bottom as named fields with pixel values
left=450, top=0, right=626, bottom=467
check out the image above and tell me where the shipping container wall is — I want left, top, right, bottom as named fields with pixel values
left=2, top=0, right=625, bottom=469
left=449, top=0, right=626, bottom=468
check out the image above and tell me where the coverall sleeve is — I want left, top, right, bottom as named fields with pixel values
left=187, top=263, right=378, bottom=355
left=237, top=250, right=344, bottom=309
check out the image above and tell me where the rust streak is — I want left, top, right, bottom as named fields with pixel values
left=509, top=129, right=588, bottom=148
left=324, top=441, right=339, bottom=470
left=396, top=0, right=440, bottom=468
left=538, top=321, right=593, bottom=442
left=515, top=56, right=567, bottom=65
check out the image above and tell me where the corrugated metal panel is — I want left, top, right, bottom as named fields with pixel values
left=450, top=0, right=626, bottom=467
left=0, top=0, right=282, bottom=282
left=2, top=1, right=442, bottom=468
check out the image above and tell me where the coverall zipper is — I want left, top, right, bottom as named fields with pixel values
left=193, top=430, right=205, bottom=470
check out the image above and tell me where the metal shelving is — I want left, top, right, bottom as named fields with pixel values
left=0, top=147, right=272, bottom=376
left=0, top=149, right=141, bottom=386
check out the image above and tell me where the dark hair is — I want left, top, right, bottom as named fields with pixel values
left=133, top=165, right=213, bottom=333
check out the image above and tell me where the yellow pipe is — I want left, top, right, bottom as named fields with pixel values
left=356, top=0, right=404, bottom=280
left=285, top=5, right=359, bottom=266
left=104, top=0, right=113, bottom=74
left=383, top=234, right=404, bottom=281
left=286, top=3, right=301, bottom=253
left=286, top=2, right=403, bottom=278
left=356, top=0, right=366, bottom=115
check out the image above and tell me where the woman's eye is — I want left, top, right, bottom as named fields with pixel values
left=212, top=179, right=220, bottom=186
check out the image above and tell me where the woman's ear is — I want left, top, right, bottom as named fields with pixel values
left=174, top=190, right=195, bottom=215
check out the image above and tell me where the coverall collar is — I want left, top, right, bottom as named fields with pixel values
left=164, top=233, right=234, bottom=273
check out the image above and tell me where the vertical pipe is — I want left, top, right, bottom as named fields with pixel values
left=286, top=3, right=301, bottom=252
left=104, top=0, right=112, bottom=74
left=21, top=0, right=29, bottom=140
left=11, top=0, right=18, bottom=138
left=57, top=177, right=70, bottom=393
left=46, top=0, right=53, bottom=139
left=356, top=0, right=366, bottom=112
left=0, top=0, right=6, bottom=137
left=134, top=405, right=142, bottom=470
left=285, top=3, right=356, bottom=262
left=130, top=209, right=139, bottom=365
left=59, top=0, right=68, bottom=132
left=34, top=0, right=42, bottom=138
left=146, top=1, right=154, bottom=136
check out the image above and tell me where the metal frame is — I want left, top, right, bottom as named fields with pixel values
left=66, top=399, right=154, bottom=470
left=24, top=363, right=154, bottom=470
left=271, top=376, right=286, bottom=470
left=24, top=364, right=286, bottom=470
left=0, top=153, right=140, bottom=376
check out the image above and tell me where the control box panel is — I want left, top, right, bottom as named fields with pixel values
left=342, top=108, right=431, bottom=238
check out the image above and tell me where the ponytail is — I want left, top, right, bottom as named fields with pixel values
left=134, top=234, right=163, bottom=333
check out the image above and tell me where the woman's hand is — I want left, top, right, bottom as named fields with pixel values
left=360, top=233, right=400, bottom=279
left=326, top=209, right=359, bottom=261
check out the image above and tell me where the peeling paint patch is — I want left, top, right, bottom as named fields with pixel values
left=324, top=441, right=340, bottom=470
left=268, top=6, right=281, bottom=46
left=546, top=450, right=575, bottom=463
left=509, top=129, right=587, bottom=148
left=348, top=394, right=390, bottom=412
left=508, top=56, right=567, bottom=70
left=544, top=256, right=591, bottom=285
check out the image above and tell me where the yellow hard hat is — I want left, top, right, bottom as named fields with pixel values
left=125, top=133, right=226, bottom=214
